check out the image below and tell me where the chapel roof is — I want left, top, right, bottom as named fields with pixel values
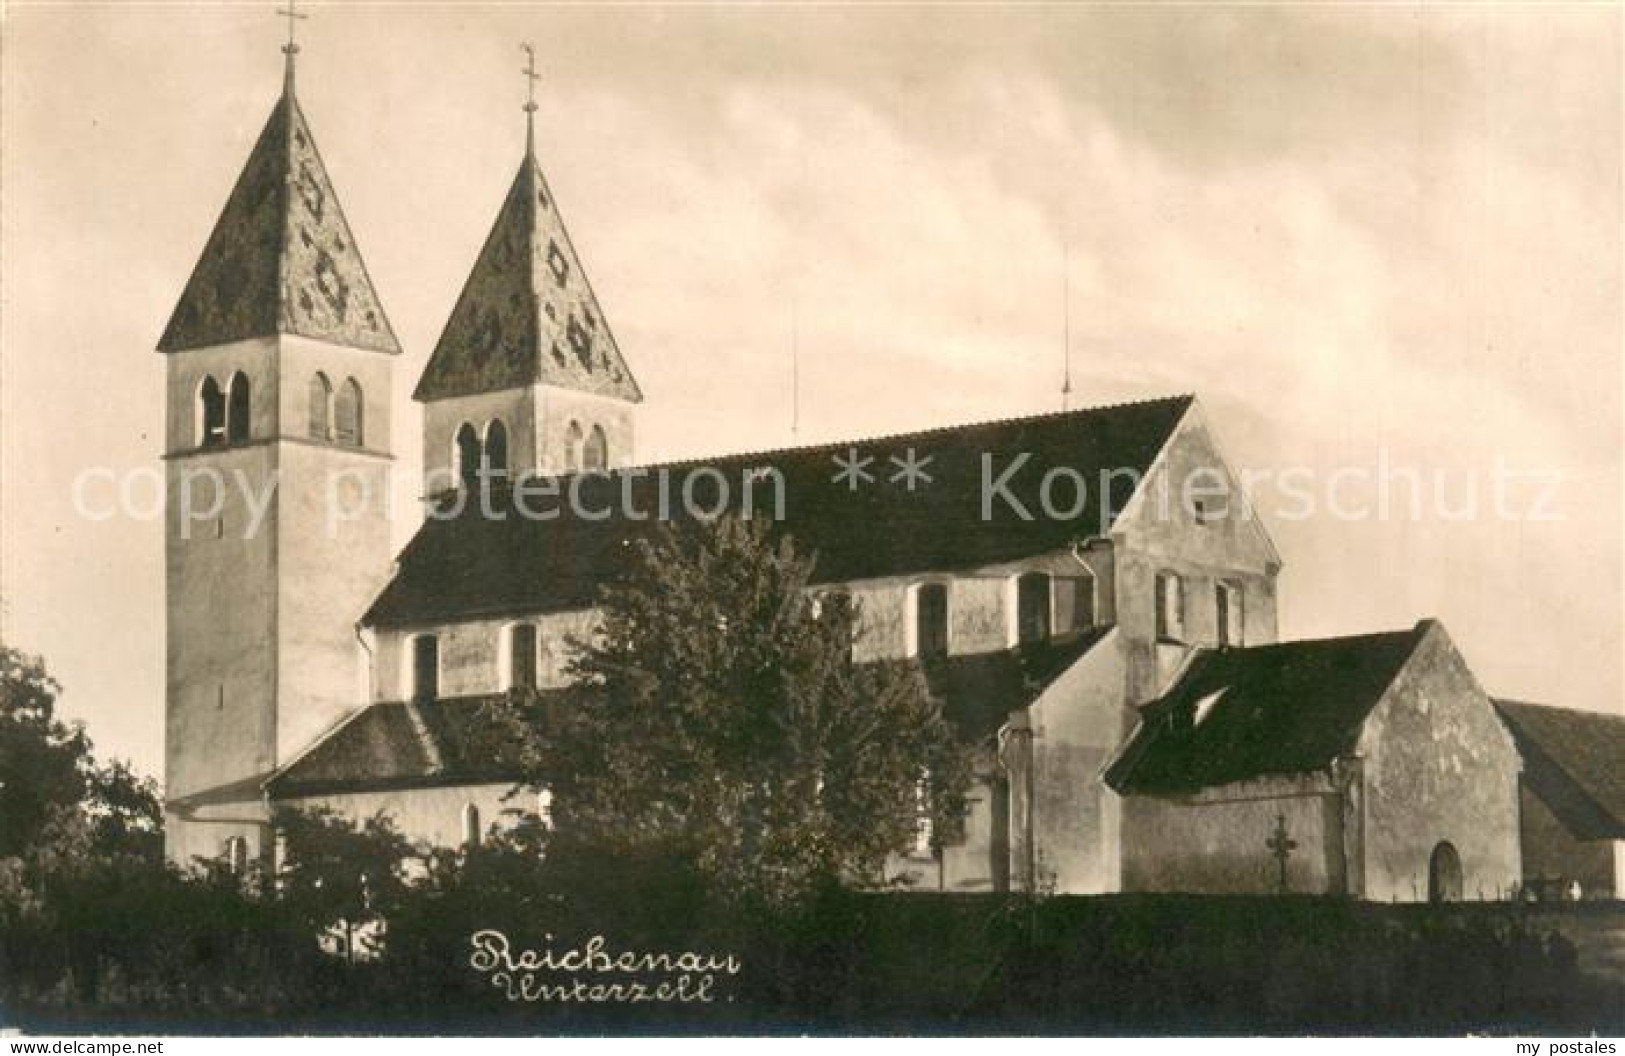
left=1105, top=623, right=1433, bottom=795
left=1494, top=699, right=1625, bottom=839
left=412, top=131, right=641, bottom=402
left=157, top=69, right=399, bottom=354
left=362, top=395, right=1195, bottom=629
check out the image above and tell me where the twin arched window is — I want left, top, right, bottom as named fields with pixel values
left=454, top=419, right=510, bottom=487
left=307, top=372, right=363, bottom=446
left=564, top=420, right=609, bottom=473
left=198, top=372, right=251, bottom=446
left=200, top=370, right=364, bottom=450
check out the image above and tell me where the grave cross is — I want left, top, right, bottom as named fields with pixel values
left=1266, top=813, right=1297, bottom=894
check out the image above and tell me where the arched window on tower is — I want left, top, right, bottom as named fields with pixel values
left=199, top=376, right=226, bottom=447
left=334, top=378, right=363, bottom=446
left=226, top=372, right=251, bottom=443
left=455, top=423, right=481, bottom=487
left=583, top=424, right=608, bottom=471
left=1016, top=572, right=1051, bottom=645
left=462, top=803, right=482, bottom=848
left=485, top=419, right=509, bottom=481
left=308, top=373, right=333, bottom=440
left=564, top=421, right=585, bottom=473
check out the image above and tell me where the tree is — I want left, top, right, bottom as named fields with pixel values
left=0, top=643, right=166, bottom=1002
left=81, top=758, right=164, bottom=864
left=272, top=805, right=416, bottom=961
left=0, top=645, right=89, bottom=861
left=500, top=516, right=972, bottom=905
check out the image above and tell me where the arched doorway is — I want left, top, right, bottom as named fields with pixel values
left=1428, top=841, right=1463, bottom=902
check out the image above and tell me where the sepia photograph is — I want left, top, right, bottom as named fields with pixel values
left=0, top=0, right=1621, bottom=1039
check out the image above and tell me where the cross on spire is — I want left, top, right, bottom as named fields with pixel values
left=276, top=0, right=308, bottom=91
left=521, top=42, right=541, bottom=154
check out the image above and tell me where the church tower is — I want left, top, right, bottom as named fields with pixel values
left=413, top=56, right=642, bottom=493
left=158, top=40, right=399, bottom=865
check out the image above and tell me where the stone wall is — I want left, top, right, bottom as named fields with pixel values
left=1027, top=628, right=1127, bottom=893
left=847, top=572, right=1009, bottom=662
left=162, top=812, right=269, bottom=872
left=844, top=552, right=1105, bottom=664
left=275, top=781, right=532, bottom=852
left=421, top=388, right=538, bottom=493
left=275, top=439, right=394, bottom=768
left=536, top=384, right=636, bottom=473
left=1355, top=621, right=1523, bottom=902
left=886, top=762, right=1004, bottom=892
left=372, top=608, right=600, bottom=701
left=1120, top=775, right=1343, bottom=894
left=1110, top=406, right=1281, bottom=704
left=165, top=442, right=279, bottom=803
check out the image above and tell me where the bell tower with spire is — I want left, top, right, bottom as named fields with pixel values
left=157, top=17, right=400, bottom=865
left=414, top=45, right=642, bottom=492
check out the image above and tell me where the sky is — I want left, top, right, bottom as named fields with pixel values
left=2, top=3, right=1620, bottom=780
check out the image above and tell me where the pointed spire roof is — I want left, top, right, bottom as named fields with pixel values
left=412, top=135, right=642, bottom=403
left=157, top=73, right=399, bottom=354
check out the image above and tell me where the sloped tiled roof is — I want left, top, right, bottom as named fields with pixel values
left=927, top=627, right=1115, bottom=743
left=1494, top=699, right=1625, bottom=839
left=265, top=694, right=540, bottom=798
left=413, top=141, right=640, bottom=402
left=266, top=633, right=1112, bottom=796
left=363, top=396, right=1194, bottom=628
left=158, top=79, right=399, bottom=354
left=1105, top=623, right=1431, bottom=795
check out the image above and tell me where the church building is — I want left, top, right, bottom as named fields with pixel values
left=158, top=43, right=1614, bottom=901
